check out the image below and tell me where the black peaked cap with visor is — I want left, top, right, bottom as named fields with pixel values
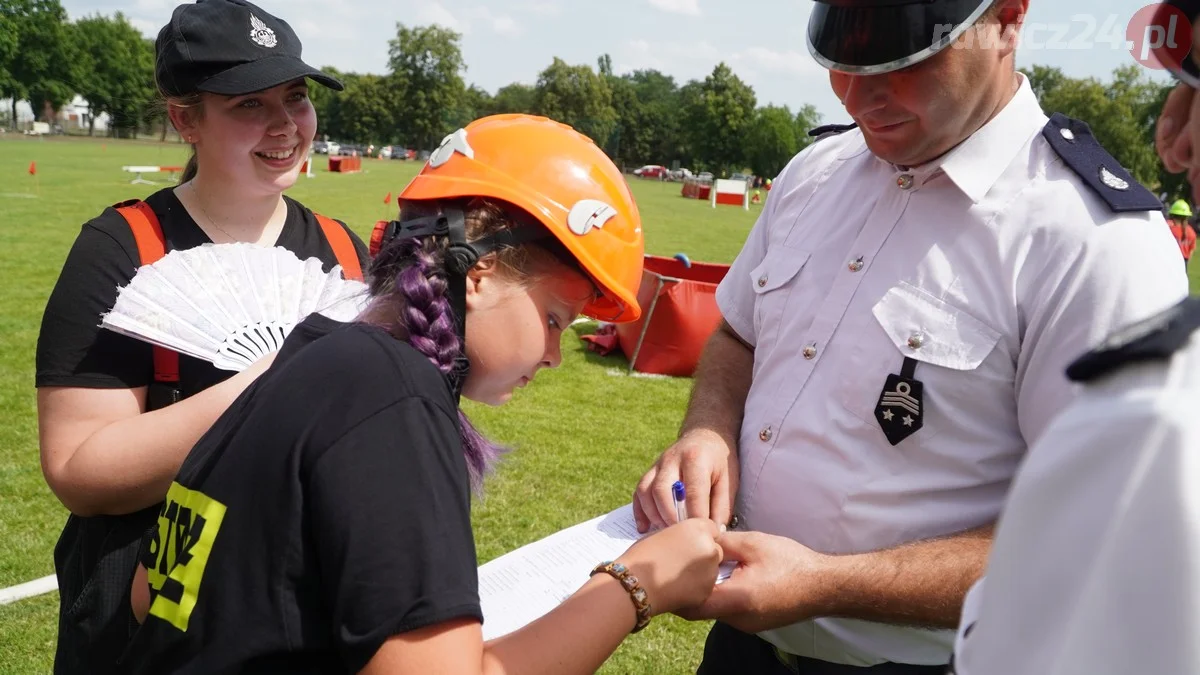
left=807, top=0, right=995, bottom=75
left=156, top=0, right=343, bottom=97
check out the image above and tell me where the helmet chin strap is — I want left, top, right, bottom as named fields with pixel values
left=381, top=208, right=549, bottom=401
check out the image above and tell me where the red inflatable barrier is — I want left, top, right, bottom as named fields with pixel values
left=681, top=178, right=712, bottom=200
left=328, top=155, right=362, bottom=173
left=614, top=255, right=730, bottom=376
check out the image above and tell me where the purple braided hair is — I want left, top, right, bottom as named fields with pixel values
left=363, top=236, right=504, bottom=492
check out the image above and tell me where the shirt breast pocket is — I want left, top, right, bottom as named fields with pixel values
left=749, top=248, right=811, bottom=344
left=838, top=282, right=1002, bottom=438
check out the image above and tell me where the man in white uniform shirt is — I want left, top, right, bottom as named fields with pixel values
left=950, top=2, right=1200, bottom=672
left=947, top=300, right=1200, bottom=675
left=633, top=0, right=1187, bottom=672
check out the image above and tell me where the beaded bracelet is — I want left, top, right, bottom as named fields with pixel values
left=590, top=560, right=652, bottom=633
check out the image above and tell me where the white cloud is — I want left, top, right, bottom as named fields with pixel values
left=410, top=6, right=522, bottom=37
left=619, top=40, right=822, bottom=83
left=616, top=39, right=721, bottom=78
left=648, top=0, right=700, bottom=16
left=131, top=0, right=173, bottom=13
left=519, top=0, right=561, bottom=16
left=491, top=16, right=520, bottom=35
left=464, top=7, right=522, bottom=36
left=415, top=2, right=463, bottom=31
left=733, top=47, right=821, bottom=77
left=128, top=17, right=158, bottom=37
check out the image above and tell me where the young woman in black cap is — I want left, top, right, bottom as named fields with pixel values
left=34, top=2, right=367, bottom=672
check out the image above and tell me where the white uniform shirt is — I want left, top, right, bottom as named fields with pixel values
left=715, top=74, right=1188, bottom=666
left=952, top=307, right=1200, bottom=675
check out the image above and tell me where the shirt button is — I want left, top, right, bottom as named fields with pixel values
left=759, top=426, right=773, bottom=442
left=897, top=174, right=914, bottom=190
left=907, top=333, right=924, bottom=349
left=802, top=343, right=818, bottom=359
left=1059, top=128, right=1075, bottom=142
left=757, top=275, right=768, bottom=288
left=848, top=257, right=864, bottom=272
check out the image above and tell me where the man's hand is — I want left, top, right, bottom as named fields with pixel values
left=633, top=428, right=739, bottom=533
left=674, top=531, right=837, bottom=634
left=633, top=320, right=754, bottom=533
left=1157, top=83, right=1194, bottom=175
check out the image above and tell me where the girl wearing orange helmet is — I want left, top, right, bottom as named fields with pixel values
left=119, top=115, right=725, bottom=674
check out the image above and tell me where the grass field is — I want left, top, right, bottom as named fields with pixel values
left=0, top=134, right=759, bottom=674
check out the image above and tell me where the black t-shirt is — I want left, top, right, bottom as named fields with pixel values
left=119, top=315, right=482, bottom=674
left=38, top=188, right=371, bottom=675
left=36, top=187, right=370, bottom=398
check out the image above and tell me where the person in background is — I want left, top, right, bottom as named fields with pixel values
left=1168, top=199, right=1196, bottom=266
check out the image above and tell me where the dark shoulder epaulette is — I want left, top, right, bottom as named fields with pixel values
left=1042, top=112, right=1161, bottom=213
left=808, top=123, right=858, bottom=141
left=1066, top=297, right=1200, bottom=382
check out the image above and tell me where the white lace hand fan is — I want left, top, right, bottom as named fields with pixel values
left=101, top=243, right=371, bottom=371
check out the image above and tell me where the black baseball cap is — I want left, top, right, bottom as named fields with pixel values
left=807, top=0, right=993, bottom=74
left=155, top=0, right=343, bottom=97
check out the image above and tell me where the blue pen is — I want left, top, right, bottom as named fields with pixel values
left=672, top=481, right=687, bottom=522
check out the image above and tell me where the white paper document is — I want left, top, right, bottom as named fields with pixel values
left=477, top=503, right=735, bottom=640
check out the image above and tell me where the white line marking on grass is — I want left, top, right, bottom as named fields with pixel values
left=0, top=574, right=57, bottom=605
left=604, top=367, right=677, bottom=380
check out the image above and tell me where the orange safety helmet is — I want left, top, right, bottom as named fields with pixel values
left=396, top=114, right=645, bottom=323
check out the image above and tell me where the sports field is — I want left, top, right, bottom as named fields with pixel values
left=0, top=134, right=761, bottom=674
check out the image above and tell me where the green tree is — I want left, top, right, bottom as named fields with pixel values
left=792, top=104, right=822, bottom=154
left=1023, top=64, right=1162, bottom=191
left=1, top=0, right=79, bottom=125
left=447, top=83, right=493, bottom=128
left=604, top=68, right=685, bottom=168
left=741, top=103, right=823, bottom=179
left=680, top=62, right=756, bottom=174
left=335, top=73, right=397, bottom=144
left=491, top=82, right=535, bottom=114
left=1024, top=64, right=1068, bottom=103
left=387, top=23, right=466, bottom=150
left=71, top=13, right=155, bottom=137
left=308, top=65, right=345, bottom=140
left=0, top=13, right=17, bottom=125
left=605, top=74, right=640, bottom=166
left=744, top=105, right=799, bottom=179
left=597, top=53, right=614, bottom=78
left=531, top=57, right=616, bottom=146
left=675, top=80, right=703, bottom=169
left=629, top=70, right=683, bottom=167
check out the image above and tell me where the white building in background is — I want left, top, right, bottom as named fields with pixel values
left=0, top=98, right=35, bottom=130
left=0, top=96, right=110, bottom=133
left=58, top=95, right=110, bottom=133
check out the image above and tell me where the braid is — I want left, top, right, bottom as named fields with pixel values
left=394, top=239, right=460, bottom=376
left=367, top=236, right=505, bottom=492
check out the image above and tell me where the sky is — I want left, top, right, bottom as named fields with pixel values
left=59, top=0, right=1174, bottom=126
